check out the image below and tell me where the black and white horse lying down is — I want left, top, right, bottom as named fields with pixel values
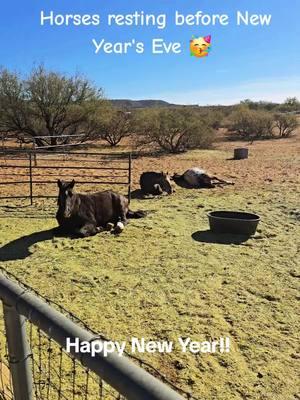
left=172, top=167, right=234, bottom=189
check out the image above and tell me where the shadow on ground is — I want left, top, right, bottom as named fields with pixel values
left=0, top=204, right=55, bottom=219
left=192, top=230, right=250, bottom=245
left=130, top=189, right=145, bottom=199
left=0, top=228, right=59, bottom=261
left=130, top=189, right=169, bottom=200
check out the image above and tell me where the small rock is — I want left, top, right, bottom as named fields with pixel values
left=290, top=270, right=300, bottom=278
left=174, top=360, right=185, bottom=370
left=263, top=294, right=280, bottom=302
left=291, top=353, right=300, bottom=359
left=187, top=377, right=195, bottom=385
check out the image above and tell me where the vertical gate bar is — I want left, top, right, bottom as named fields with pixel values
left=29, top=153, right=33, bottom=205
left=3, top=303, right=34, bottom=400
left=127, top=153, right=132, bottom=204
left=33, top=142, right=37, bottom=166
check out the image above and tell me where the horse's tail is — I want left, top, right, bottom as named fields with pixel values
left=127, top=209, right=147, bottom=219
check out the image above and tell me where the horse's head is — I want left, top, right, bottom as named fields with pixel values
left=171, top=173, right=181, bottom=182
left=57, top=179, right=76, bottom=218
left=160, top=172, right=173, bottom=195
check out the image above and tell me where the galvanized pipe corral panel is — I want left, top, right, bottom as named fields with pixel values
left=0, top=274, right=184, bottom=400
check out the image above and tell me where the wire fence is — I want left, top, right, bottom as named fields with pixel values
left=28, top=328, right=126, bottom=400
left=1, top=322, right=134, bottom=400
left=0, top=268, right=196, bottom=400
left=0, top=312, right=13, bottom=400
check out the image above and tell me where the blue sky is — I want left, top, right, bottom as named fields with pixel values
left=0, top=0, right=299, bottom=105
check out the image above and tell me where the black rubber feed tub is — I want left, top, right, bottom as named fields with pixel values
left=208, top=211, right=260, bottom=236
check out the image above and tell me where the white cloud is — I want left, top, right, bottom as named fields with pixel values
left=145, top=76, right=300, bottom=105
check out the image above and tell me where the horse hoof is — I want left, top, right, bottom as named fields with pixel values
left=113, top=222, right=125, bottom=234
left=106, top=222, right=114, bottom=231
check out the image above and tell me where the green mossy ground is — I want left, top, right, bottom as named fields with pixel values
left=1, top=179, right=299, bottom=399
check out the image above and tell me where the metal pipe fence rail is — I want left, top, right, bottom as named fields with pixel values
left=0, top=150, right=132, bottom=205
left=0, top=273, right=188, bottom=400
left=32, top=135, right=88, bottom=152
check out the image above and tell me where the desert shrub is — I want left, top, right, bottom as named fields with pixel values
left=99, top=109, right=133, bottom=146
left=228, top=107, right=274, bottom=140
left=240, top=99, right=279, bottom=111
left=133, top=108, right=215, bottom=153
left=276, top=97, right=300, bottom=113
left=199, top=109, right=225, bottom=129
left=273, top=113, right=299, bottom=137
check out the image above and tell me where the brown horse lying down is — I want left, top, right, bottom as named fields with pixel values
left=172, top=168, right=234, bottom=188
left=56, top=180, right=145, bottom=237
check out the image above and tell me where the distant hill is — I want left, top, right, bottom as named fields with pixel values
left=110, top=99, right=183, bottom=109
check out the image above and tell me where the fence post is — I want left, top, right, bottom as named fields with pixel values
left=29, top=153, right=33, bottom=205
left=2, top=302, right=34, bottom=400
left=33, top=142, right=37, bottom=166
left=128, top=152, right=132, bottom=204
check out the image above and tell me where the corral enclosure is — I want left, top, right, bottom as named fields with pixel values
left=0, top=135, right=299, bottom=400
left=0, top=149, right=132, bottom=203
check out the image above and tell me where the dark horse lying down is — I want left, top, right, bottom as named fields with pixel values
left=56, top=180, right=145, bottom=237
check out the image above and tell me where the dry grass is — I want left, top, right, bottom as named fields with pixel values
left=0, top=134, right=299, bottom=399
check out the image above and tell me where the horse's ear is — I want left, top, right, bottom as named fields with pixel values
left=69, top=179, right=75, bottom=189
left=57, top=179, right=62, bottom=188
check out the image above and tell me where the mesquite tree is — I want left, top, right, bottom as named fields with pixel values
left=0, top=66, right=107, bottom=147
left=134, top=108, right=215, bottom=153
left=273, top=113, right=298, bottom=137
left=100, top=110, right=132, bottom=146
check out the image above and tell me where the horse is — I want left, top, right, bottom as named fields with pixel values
left=56, top=180, right=145, bottom=237
left=172, top=167, right=234, bottom=188
left=140, top=171, right=173, bottom=196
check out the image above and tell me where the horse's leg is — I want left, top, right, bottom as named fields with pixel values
left=77, top=223, right=98, bottom=237
left=119, top=209, right=128, bottom=225
left=115, top=195, right=128, bottom=225
left=153, top=184, right=163, bottom=195
left=198, top=175, right=215, bottom=188
left=210, top=176, right=234, bottom=185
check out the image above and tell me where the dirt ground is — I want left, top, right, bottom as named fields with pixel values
left=0, top=134, right=299, bottom=399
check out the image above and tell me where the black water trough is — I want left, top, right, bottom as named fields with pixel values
left=208, top=211, right=260, bottom=236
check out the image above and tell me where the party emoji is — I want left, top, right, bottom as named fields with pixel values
left=190, top=35, right=211, bottom=58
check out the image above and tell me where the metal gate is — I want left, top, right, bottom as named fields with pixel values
left=0, top=271, right=186, bottom=400
left=0, top=150, right=132, bottom=204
